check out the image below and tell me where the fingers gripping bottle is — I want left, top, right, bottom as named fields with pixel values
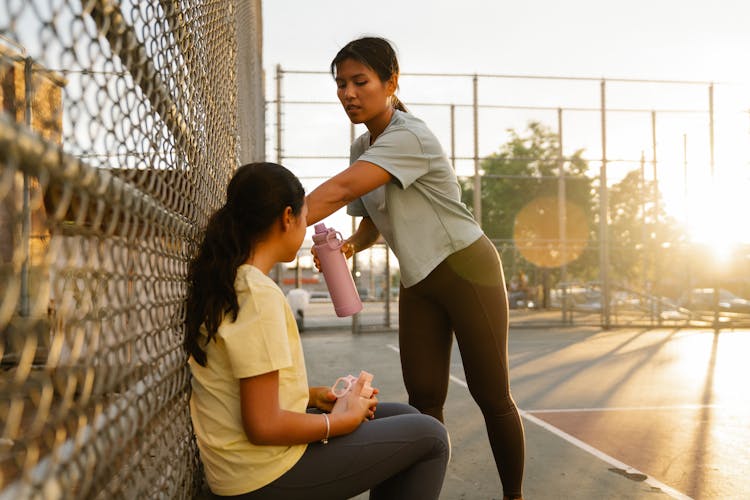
left=312, top=223, right=363, bottom=317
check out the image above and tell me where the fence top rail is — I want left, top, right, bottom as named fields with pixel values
left=270, top=99, right=717, bottom=114
left=277, top=68, right=745, bottom=86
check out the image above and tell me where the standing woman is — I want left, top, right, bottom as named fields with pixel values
left=306, top=37, right=525, bottom=499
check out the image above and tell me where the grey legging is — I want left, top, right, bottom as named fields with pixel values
left=213, top=403, right=449, bottom=500
left=399, top=235, right=525, bottom=498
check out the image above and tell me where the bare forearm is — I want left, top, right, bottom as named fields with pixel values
left=245, top=408, right=358, bottom=446
left=348, top=217, right=381, bottom=252
left=305, top=161, right=392, bottom=226
left=305, top=182, right=353, bottom=226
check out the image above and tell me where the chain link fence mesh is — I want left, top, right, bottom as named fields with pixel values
left=1, top=1, right=260, bottom=497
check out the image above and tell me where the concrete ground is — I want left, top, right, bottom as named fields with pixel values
left=301, top=321, right=750, bottom=500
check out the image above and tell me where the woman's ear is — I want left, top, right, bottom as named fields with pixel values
left=386, top=74, right=398, bottom=97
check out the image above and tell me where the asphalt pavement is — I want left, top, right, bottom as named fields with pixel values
left=300, top=318, right=750, bottom=500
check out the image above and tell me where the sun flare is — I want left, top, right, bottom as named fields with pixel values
left=683, top=181, right=749, bottom=259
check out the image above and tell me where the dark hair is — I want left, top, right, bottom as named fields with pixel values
left=184, top=162, right=305, bottom=366
left=330, top=36, right=408, bottom=112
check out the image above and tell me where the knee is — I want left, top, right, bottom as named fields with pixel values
left=418, top=415, right=451, bottom=461
left=474, top=392, right=517, bottom=418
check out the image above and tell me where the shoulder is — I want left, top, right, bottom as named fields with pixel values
left=391, top=110, right=431, bottom=134
left=378, top=111, right=438, bottom=151
left=350, top=132, right=370, bottom=156
left=237, top=265, right=284, bottom=300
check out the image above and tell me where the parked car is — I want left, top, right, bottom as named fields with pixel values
left=679, top=288, right=750, bottom=313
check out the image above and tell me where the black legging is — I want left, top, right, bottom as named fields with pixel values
left=399, top=235, right=525, bottom=498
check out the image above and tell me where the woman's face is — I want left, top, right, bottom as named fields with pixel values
left=335, top=58, right=395, bottom=125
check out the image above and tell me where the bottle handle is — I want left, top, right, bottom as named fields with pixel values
left=325, top=230, right=344, bottom=251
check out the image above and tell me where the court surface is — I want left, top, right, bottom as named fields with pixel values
left=301, top=324, right=750, bottom=499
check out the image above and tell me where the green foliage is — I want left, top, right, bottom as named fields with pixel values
left=607, top=168, right=686, bottom=289
left=461, top=122, right=592, bottom=239
left=459, top=121, right=693, bottom=293
left=460, top=122, right=596, bottom=281
left=461, top=122, right=704, bottom=292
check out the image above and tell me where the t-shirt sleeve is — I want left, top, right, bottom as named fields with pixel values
left=357, top=128, right=430, bottom=189
left=346, top=197, right=368, bottom=217
left=222, top=287, right=292, bottom=379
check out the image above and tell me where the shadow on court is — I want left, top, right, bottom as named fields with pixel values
left=301, top=325, right=750, bottom=499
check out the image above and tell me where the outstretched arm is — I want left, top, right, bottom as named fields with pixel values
left=306, top=160, right=392, bottom=226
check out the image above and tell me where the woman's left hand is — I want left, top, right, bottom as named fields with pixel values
left=309, top=386, right=337, bottom=412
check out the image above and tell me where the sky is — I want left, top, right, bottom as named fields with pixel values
left=261, top=0, right=750, bottom=248
left=263, top=0, right=750, bottom=82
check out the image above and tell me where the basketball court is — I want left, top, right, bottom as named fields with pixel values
left=301, top=324, right=750, bottom=499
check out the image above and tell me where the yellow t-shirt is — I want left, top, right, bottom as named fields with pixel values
left=188, top=264, right=309, bottom=496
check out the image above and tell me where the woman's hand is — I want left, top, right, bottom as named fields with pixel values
left=330, top=376, right=378, bottom=424
left=308, top=386, right=337, bottom=413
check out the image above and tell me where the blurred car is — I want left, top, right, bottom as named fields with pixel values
left=679, top=288, right=750, bottom=313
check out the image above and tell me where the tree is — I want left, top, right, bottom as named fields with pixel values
left=462, top=121, right=693, bottom=304
left=460, top=122, right=597, bottom=290
left=607, top=168, right=686, bottom=295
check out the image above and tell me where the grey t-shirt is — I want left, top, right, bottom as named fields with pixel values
left=347, top=110, right=483, bottom=287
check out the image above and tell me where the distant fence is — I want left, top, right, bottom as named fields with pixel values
left=0, top=1, right=263, bottom=498
left=270, top=66, right=750, bottom=330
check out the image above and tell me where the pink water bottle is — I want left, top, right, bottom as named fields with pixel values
left=312, top=223, right=363, bottom=317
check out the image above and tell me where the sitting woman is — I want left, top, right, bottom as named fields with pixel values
left=184, top=162, right=449, bottom=499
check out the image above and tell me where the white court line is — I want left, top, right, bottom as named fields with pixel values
left=520, top=411, right=693, bottom=500
left=529, top=404, right=722, bottom=414
left=385, top=343, right=693, bottom=500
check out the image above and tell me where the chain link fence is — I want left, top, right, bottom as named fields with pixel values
left=271, top=67, right=750, bottom=330
left=1, top=1, right=262, bottom=497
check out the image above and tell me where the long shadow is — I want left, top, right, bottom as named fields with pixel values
left=684, top=330, right=719, bottom=499
left=514, top=328, right=652, bottom=408
left=589, top=328, right=683, bottom=408
left=508, top=327, right=602, bottom=371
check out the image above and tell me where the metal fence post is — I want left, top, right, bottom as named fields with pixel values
left=276, top=64, right=283, bottom=164
left=599, top=79, right=610, bottom=329
left=450, top=103, right=456, bottom=169
left=385, top=244, right=391, bottom=327
left=557, top=108, right=569, bottom=323
left=640, top=151, right=653, bottom=326
left=709, top=83, right=720, bottom=332
left=350, top=122, right=360, bottom=334
left=273, top=64, right=284, bottom=284
left=472, top=74, right=481, bottom=225
left=652, top=110, right=662, bottom=325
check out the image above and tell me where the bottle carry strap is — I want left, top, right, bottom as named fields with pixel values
left=325, top=230, right=344, bottom=250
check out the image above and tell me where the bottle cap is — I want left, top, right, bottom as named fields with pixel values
left=314, top=223, right=327, bottom=234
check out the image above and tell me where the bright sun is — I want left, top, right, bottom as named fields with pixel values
left=683, top=180, right=750, bottom=259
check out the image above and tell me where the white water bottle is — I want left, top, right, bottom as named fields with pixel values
left=312, top=223, right=363, bottom=317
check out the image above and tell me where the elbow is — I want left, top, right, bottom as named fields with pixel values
left=320, top=177, right=362, bottom=206
left=328, top=182, right=359, bottom=206
left=243, top=420, right=274, bottom=445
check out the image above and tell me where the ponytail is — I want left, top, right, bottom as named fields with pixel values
left=392, top=94, right=408, bottom=113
